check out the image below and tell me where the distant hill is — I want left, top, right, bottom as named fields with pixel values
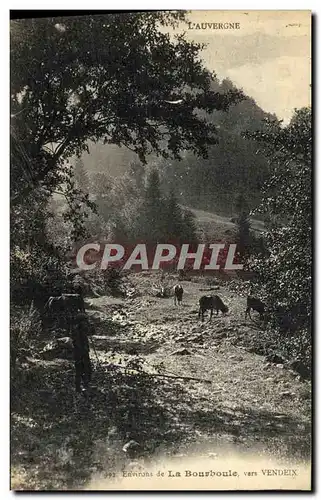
left=75, top=76, right=274, bottom=217
left=155, top=78, right=275, bottom=215
left=186, top=206, right=265, bottom=241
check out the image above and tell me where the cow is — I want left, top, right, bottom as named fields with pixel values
left=173, top=284, right=184, bottom=306
left=45, top=293, right=86, bottom=315
left=44, top=293, right=86, bottom=330
left=198, top=295, right=228, bottom=322
left=245, top=296, right=266, bottom=321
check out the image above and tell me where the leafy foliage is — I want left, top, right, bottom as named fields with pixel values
left=11, top=303, right=42, bottom=372
left=11, top=13, right=242, bottom=205
left=235, top=212, right=251, bottom=260
left=247, top=108, right=312, bottom=360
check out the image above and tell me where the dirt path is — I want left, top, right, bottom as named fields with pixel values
left=89, top=275, right=311, bottom=460
left=11, top=273, right=311, bottom=490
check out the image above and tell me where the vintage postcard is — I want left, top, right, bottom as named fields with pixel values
left=10, top=10, right=312, bottom=491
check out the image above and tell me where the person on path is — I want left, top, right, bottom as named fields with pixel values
left=70, top=313, right=92, bottom=393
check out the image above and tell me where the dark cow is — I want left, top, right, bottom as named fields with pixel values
left=45, top=293, right=85, bottom=315
left=245, top=296, right=266, bottom=320
left=44, top=293, right=86, bottom=331
left=198, top=295, right=228, bottom=322
left=173, top=284, right=184, bottom=306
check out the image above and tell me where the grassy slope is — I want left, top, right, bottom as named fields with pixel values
left=187, top=206, right=265, bottom=238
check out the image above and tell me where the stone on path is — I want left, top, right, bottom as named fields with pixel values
left=171, top=348, right=192, bottom=356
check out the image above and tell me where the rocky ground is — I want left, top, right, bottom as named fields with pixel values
left=11, top=272, right=311, bottom=490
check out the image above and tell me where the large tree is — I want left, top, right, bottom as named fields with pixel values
left=10, top=12, right=243, bottom=207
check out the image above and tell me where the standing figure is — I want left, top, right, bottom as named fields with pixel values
left=71, top=314, right=92, bottom=393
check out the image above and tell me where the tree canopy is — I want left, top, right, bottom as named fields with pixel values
left=11, top=12, right=243, bottom=207
left=248, top=107, right=312, bottom=333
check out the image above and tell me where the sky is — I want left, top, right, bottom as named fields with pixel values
left=167, top=10, right=311, bottom=124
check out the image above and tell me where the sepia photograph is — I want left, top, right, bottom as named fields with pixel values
left=10, top=9, right=312, bottom=491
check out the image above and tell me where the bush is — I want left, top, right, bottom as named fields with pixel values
left=247, top=109, right=311, bottom=326
left=71, top=267, right=125, bottom=298
left=11, top=303, right=42, bottom=371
